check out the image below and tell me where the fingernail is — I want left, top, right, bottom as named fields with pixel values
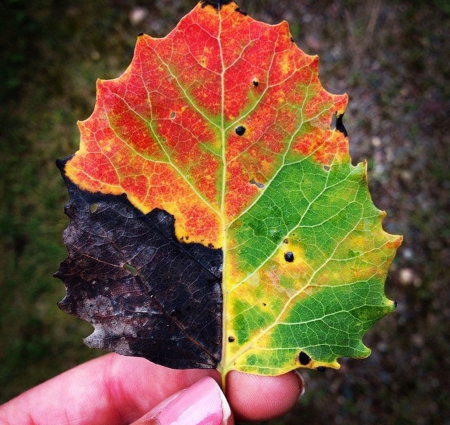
left=134, top=377, right=232, bottom=425
left=293, top=370, right=306, bottom=398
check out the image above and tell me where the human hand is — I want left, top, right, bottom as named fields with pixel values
left=0, top=353, right=304, bottom=424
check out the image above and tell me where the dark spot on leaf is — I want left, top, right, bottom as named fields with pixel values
left=336, top=113, right=348, bottom=137
left=249, top=178, right=265, bottom=189
left=228, top=336, right=235, bottom=342
left=317, top=366, right=326, bottom=372
left=235, top=7, right=247, bottom=16
left=235, top=126, right=246, bottom=136
left=252, top=79, right=259, bottom=87
left=284, top=251, right=294, bottom=262
left=123, top=263, right=138, bottom=276
left=299, top=351, right=311, bottom=365
left=262, top=302, right=267, bottom=306
left=283, top=238, right=288, bottom=244
left=323, top=165, right=331, bottom=171
left=170, top=111, right=176, bottom=119
left=89, top=203, right=99, bottom=213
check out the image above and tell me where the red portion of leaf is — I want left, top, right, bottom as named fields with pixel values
left=292, top=119, right=349, bottom=166
left=64, top=3, right=347, bottom=246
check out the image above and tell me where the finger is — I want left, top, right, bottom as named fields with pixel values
left=131, top=376, right=233, bottom=425
left=0, top=353, right=217, bottom=425
left=0, top=353, right=304, bottom=425
left=225, top=370, right=305, bottom=422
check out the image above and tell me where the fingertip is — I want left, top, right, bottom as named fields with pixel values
left=225, top=370, right=304, bottom=422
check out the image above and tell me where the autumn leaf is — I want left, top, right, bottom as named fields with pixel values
left=56, top=0, right=402, bottom=378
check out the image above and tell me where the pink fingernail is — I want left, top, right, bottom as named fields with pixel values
left=142, top=377, right=231, bottom=425
left=293, top=370, right=306, bottom=398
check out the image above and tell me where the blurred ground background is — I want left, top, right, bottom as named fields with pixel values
left=0, top=0, right=449, bottom=423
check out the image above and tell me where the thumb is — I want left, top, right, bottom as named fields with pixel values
left=131, top=376, right=233, bottom=425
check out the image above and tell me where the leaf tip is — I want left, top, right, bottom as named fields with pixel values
left=200, top=0, right=235, bottom=10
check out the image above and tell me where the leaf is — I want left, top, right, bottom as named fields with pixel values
left=56, top=1, right=402, bottom=377
left=55, top=160, right=222, bottom=369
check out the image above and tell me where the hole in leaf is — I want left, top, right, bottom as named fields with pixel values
left=299, top=351, right=311, bottom=365
left=228, top=336, right=235, bottom=342
left=252, top=78, right=259, bottom=87
left=249, top=178, right=265, bottom=189
left=123, top=263, right=138, bottom=276
left=89, top=203, right=99, bottom=213
left=336, top=113, right=348, bottom=137
left=284, top=251, right=294, bottom=262
left=170, top=111, right=176, bottom=119
left=323, top=165, right=331, bottom=172
left=394, top=300, right=398, bottom=309
left=235, top=126, right=246, bottom=136
left=317, top=366, right=326, bottom=373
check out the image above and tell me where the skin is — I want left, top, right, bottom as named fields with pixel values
left=0, top=353, right=304, bottom=424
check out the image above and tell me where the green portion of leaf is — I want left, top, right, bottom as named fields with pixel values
left=225, top=158, right=400, bottom=374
